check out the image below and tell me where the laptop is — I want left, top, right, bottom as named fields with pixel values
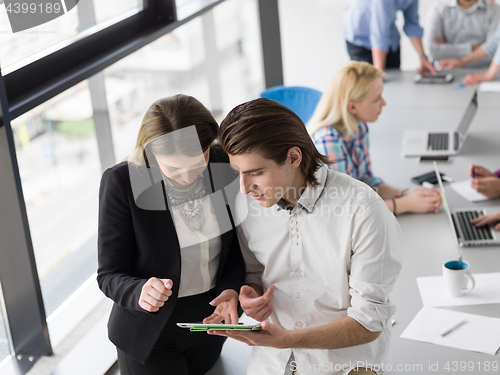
left=434, top=162, right=500, bottom=247
left=402, top=90, right=478, bottom=157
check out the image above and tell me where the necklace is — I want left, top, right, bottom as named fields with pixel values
left=164, top=174, right=208, bottom=233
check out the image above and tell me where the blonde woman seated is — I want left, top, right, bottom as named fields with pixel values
left=307, top=61, right=442, bottom=215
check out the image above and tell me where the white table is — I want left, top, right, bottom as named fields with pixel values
left=372, top=71, right=500, bottom=374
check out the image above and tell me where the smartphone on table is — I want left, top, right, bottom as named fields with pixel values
left=411, top=171, right=453, bottom=187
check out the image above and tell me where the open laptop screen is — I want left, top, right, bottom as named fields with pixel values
left=433, top=161, right=460, bottom=246
left=457, top=90, right=478, bottom=138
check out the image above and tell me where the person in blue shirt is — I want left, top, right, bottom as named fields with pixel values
left=343, top=0, right=436, bottom=73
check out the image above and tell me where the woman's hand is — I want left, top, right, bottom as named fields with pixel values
left=462, top=71, right=495, bottom=85
left=468, top=164, right=494, bottom=179
left=471, top=212, right=500, bottom=231
left=203, top=289, right=239, bottom=324
left=471, top=176, right=500, bottom=198
left=400, top=187, right=442, bottom=213
left=138, top=277, right=173, bottom=312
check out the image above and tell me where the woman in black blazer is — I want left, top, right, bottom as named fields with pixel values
left=97, top=95, right=245, bottom=375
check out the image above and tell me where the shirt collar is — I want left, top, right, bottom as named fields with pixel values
left=276, top=165, right=328, bottom=214
left=447, top=0, right=486, bottom=11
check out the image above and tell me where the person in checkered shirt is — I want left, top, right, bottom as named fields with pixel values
left=308, top=61, right=441, bottom=216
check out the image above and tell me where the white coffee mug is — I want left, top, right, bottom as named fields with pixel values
left=443, top=260, right=475, bottom=297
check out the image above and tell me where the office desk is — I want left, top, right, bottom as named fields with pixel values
left=370, top=71, right=500, bottom=374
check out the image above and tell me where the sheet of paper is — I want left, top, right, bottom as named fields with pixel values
left=479, top=81, right=500, bottom=92
left=450, top=180, right=489, bottom=202
left=401, top=307, right=500, bottom=355
left=417, top=272, right=500, bottom=307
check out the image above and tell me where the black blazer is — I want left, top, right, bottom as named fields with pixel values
left=97, top=146, right=245, bottom=364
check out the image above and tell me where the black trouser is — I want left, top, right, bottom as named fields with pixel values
left=117, top=289, right=226, bottom=375
left=346, top=40, right=401, bottom=69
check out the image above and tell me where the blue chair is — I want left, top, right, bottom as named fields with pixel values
left=260, top=85, right=323, bottom=124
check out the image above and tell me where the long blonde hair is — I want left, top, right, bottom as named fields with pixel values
left=307, top=61, right=383, bottom=137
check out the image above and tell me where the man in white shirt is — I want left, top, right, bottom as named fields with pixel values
left=211, top=99, right=403, bottom=375
left=425, top=0, right=500, bottom=64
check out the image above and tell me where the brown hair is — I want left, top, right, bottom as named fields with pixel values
left=131, top=95, right=218, bottom=166
left=220, top=98, right=331, bottom=186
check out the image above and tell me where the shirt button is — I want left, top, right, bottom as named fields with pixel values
left=294, top=242, right=298, bottom=246
left=202, top=241, right=208, bottom=246
left=296, top=268, right=302, bottom=273
left=307, top=204, right=312, bottom=210
left=293, top=235, right=298, bottom=240
left=296, top=293, right=301, bottom=299
left=293, top=221, right=298, bottom=225
left=292, top=228, right=298, bottom=233
left=293, top=213, right=297, bottom=217
left=297, top=321, right=303, bottom=327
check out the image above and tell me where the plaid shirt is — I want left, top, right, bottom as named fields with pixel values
left=312, top=122, right=383, bottom=188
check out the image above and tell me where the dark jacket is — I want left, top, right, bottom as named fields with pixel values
left=97, top=146, right=245, bottom=364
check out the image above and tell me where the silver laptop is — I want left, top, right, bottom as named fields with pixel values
left=434, top=162, right=500, bottom=247
left=402, top=91, right=477, bottom=157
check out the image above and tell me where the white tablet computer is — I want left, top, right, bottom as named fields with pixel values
left=177, top=323, right=261, bottom=332
left=414, top=72, right=453, bottom=83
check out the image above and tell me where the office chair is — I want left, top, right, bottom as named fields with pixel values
left=260, top=85, right=323, bottom=124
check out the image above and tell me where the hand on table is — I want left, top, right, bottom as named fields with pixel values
left=207, top=320, right=291, bottom=349
left=468, top=164, right=495, bottom=179
left=471, top=212, right=500, bottom=231
left=418, top=56, right=437, bottom=75
left=438, top=59, right=463, bottom=69
left=470, top=176, right=500, bottom=198
left=468, top=165, right=500, bottom=198
left=239, top=285, right=276, bottom=322
left=138, top=277, right=172, bottom=312
left=402, top=187, right=442, bottom=213
left=203, top=289, right=239, bottom=324
left=462, top=71, right=494, bottom=85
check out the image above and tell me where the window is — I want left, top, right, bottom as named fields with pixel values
left=0, top=287, right=12, bottom=364
left=0, top=1, right=144, bottom=74
left=11, top=81, right=101, bottom=318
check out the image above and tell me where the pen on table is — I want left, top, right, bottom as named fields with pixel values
left=439, top=319, right=467, bottom=337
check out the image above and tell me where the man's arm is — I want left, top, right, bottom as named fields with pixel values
left=410, top=37, right=437, bottom=74
left=209, top=315, right=380, bottom=349
left=370, top=0, right=399, bottom=70
left=372, top=47, right=388, bottom=71
left=288, top=316, right=380, bottom=349
left=425, top=3, right=475, bottom=61
left=439, top=46, right=490, bottom=68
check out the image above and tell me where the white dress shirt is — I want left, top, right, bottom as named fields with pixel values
left=235, top=166, right=403, bottom=375
left=171, top=195, right=222, bottom=298
left=425, top=0, right=500, bottom=64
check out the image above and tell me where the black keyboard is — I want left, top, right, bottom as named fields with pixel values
left=427, top=133, right=449, bottom=150
left=455, top=211, right=493, bottom=242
